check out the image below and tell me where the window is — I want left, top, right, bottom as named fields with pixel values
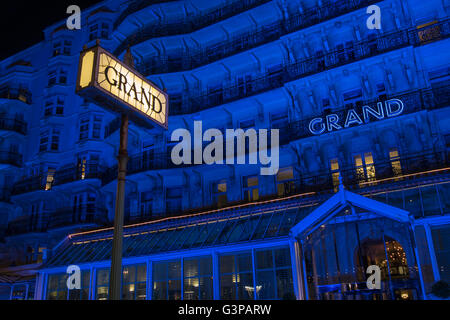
left=95, top=268, right=110, bottom=300
left=48, top=272, right=89, bottom=300
left=122, top=264, right=146, bottom=300
left=243, top=176, right=259, bottom=201
left=73, top=192, right=96, bottom=222
left=343, top=88, right=363, bottom=109
left=51, top=129, right=60, bottom=151
left=39, top=128, right=60, bottom=152
left=89, top=21, right=110, bottom=41
left=276, top=167, right=295, bottom=197
left=52, top=39, right=72, bottom=56
left=39, top=130, right=49, bottom=152
left=354, top=152, right=376, bottom=184
left=44, top=96, right=65, bottom=117
left=389, top=148, right=402, bottom=177
left=213, top=180, right=227, bottom=208
left=68, top=271, right=90, bottom=300
left=79, top=117, right=89, bottom=140
left=330, top=158, right=340, bottom=191
left=79, top=115, right=103, bottom=141
left=183, top=257, right=213, bottom=300
left=152, top=260, right=181, bottom=300
left=255, top=247, right=294, bottom=300
left=140, top=191, right=153, bottom=218
left=46, top=274, right=68, bottom=300
left=45, top=167, right=55, bottom=190
left=92, top=115, right=102, bottom=139
left=219, top=252, right=254, bottom=300
left=166, top=187, right=182, bottom=215
left=431, top=225, right=450, bottom=282
left=48, top=68, right=68, bottom=86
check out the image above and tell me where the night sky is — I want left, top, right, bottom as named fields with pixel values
left=0, top=0, right=103, bottom=60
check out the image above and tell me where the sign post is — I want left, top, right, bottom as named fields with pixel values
left=76, top=43, right=168, bottom=300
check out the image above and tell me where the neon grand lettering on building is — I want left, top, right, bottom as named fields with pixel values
left=76, top=45, right=168, bottom=129
left=308, top=99, right=404, bottom=135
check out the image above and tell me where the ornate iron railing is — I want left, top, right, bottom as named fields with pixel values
left=135, top=0, right=382, bottom=75
left=114, top=0, right=272, bottom=55
left=160, top=18, right=449, bottom=115
left=5, top=207, right=109, bottom=236
left=53, top=162, right=104, bottom=186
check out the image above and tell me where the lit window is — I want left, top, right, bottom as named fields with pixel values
left=152, top=260, right=181, bottom=300
left=45, top=167, right=55, bottom=190
left=243, top=176, right=259, bottom=201
left=214, top=180, right=227, bottom=208
left=183, top=257, right=213, bottom=300
left=330, top=159, right=340, bottom=191
left=276, top=167, right=295, bottom=196
left=219, top=252, right=254, bottom=300
left=354, top=152, right=376, bottom=184
left=122, top=265, right=146, bottom=300
left=389, top=148, right=402, bottom=177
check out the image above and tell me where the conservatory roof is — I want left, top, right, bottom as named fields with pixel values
left=43, top=196, right=320, bottom=268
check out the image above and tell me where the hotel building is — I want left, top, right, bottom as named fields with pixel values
left=0, top=0, right=449, bottom=300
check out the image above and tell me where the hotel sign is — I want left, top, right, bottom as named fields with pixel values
left=308, top=99, right=404, bottom=135
left=76, top=45, right=168, bottom=129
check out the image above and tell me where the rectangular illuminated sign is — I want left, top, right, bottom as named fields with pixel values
left=76, top=45, right=168, bottom=129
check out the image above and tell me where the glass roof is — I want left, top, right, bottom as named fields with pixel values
left=44, top=204, right=317, bottom=268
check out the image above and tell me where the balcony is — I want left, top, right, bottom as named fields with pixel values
left=53, top=162, right=104, bottom=186
left=114, top=0, right=272, bottom=55
left=280, top=80, right=450, bottom=144
left=11, top=175, right=44, bottom=195
left=291, top=150, right=449, bottom=195
left=102, top=82, right=450, bottom=180
left=0, top=86, right=32, bottom=105
left=114, top=0, right=175, bottom=29
left=159, top=17, right=449, bottom=115
left=135, top=0, right=382, bottom=76
left=0, top=151, right=22, bottom=167
left=5, top=207, right=109, bottom=236
left=0, top=118, right=27, bottom=135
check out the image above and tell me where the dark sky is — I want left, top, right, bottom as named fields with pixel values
left=0, top=0, right=103, bottom=60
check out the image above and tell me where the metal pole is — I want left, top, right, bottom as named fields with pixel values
left=109, top=113, right=129, bottom=300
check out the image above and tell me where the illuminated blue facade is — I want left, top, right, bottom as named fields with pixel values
left=0, top=0, right=449, bottom=300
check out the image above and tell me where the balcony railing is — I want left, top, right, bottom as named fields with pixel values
left=0, top=151, right=22, bottom=167
left=53, top=163, right=104, bottom=186
left=114, top=0, right=272, bottom=55
left=0, top=86, right=32, bottom=104
left=114, top=0, right=176, bottom=29
left=0, top=118, right=27, bottom=135
left=160, top=17, right=449, bottom=115
left=279, top=80, right=450, bottom=144
left=290, top=150, right=449, bottom=195
left=5, top=207, right=109, bottom=236
left=135, top=0, right=381, bottom=75
left=101, top=81, right=450, bottom=182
